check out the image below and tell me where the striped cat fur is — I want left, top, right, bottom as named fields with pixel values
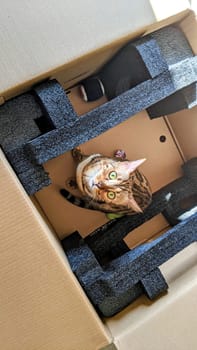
left=60, top=148, right=152, bottom=215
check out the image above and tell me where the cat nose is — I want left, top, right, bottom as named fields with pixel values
left=96, top=182, right=104, bottom=189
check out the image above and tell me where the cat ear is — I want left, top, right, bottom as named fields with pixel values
left=122, top=159, right=146, bottom=173
left=128, top=195, right=143, bottom=213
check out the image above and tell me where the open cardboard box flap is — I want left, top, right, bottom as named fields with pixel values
left=0, top=3, right=197, bottom=350
left=0, top=149, right=111, bottom=350
left=0, top=4, right=194, bottom=101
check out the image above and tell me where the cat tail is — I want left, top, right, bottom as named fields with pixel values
left=60, top=189, right=90, bottom=209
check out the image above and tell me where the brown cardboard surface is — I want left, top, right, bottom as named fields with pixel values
left=106, top=244, right=197, bottom=349
left=0, top=150, right=111, bottom=350
left=179, top=11, right=197, bottom=54
left=0, top=0, right=156, bottom=98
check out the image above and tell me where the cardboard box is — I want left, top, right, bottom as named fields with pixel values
left=0, top=1, right=196, bottom=349
left=0, top=150, right=111, bottom=350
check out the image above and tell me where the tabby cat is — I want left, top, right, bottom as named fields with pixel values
left=60, top=148, right=152, bottom=216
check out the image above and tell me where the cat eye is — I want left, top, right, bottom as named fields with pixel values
left=109, top=171, right=117, bottom=180
left=107, top=191, right=116, bottom=200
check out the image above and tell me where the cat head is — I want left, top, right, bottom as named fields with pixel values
left=76, top=155, right=148, bottom=213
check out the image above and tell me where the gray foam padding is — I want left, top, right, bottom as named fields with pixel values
left=0, top=93, right=42, bottom=151
left=26, top=26, right=197, bottom=165
left=26, top=71, right=175, bottom=164
left=184, top=83, right=197, bottom=108
left=85, top=189, right=170, bottom=262
left=140, top=268, right=168, bottom=299
left=62, top=213, right=197, bottom=316
left=150, top=25, right=193, bottom=66
left=133, top=37, right=168, bottom=78
left=33, top=80, right=78, bottom=128
left=0, top=80, right=78, bottom=193
left=147, top=25, right=197, bottom=117
left=6, top=147, right=51, bottom=194
left=169, top=56, right=197, bottom=90
left=0, top=93, right=51, bottom=193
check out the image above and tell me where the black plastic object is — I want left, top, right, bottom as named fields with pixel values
left=79, top=77, right=105, bottom=101
left=80, top=25, right=197, bottom=106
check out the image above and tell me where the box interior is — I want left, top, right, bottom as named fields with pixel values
left=29, top=10, right=197, bottom=249
left=34, top=91, right=183, bottom=246
left=0, top=8, right=196, bottom=348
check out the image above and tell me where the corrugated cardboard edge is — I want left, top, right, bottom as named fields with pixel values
left=0, top=0, right=156, bottom=98
left=0, top=149, right=111, bottom=350
left=0, top=3, right=191, bottom=101
left=106, top=244, right=197, bottom=350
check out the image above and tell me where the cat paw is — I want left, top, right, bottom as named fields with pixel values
left=65, top=177, right=78, bottom=189
left=72, top=147, right=83, bottom=161
left=114, top=149, right=127, bottom=160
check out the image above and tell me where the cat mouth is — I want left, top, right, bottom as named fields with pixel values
left=95, top=182, right=109, bottom=190
left=85, top=180, right=107, bottom=198
left=83, top=178, right=97, bottom=195
left=95, top=182, right=102, bottom=189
